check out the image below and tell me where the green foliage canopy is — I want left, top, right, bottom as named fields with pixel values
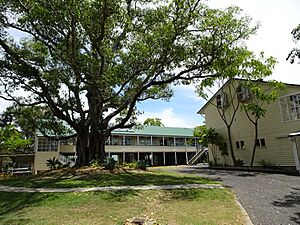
left=0, top=0, right=276, bottom=164
left=241, top=80, right=285, bottom=121
left=143, top=118, right=164, bottom=127
left=0, top=125, right=32, bottom=154
left=287, top=24, right=300, bottom=63
left=194, top=126, right=228, bottom=156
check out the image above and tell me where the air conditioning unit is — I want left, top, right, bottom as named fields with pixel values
left=216, top=92, right=228, bottom=108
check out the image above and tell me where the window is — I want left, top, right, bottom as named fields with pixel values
left=256, top=138, right=266, bottom=148
left=235, top=140, right=245, bottom=149
left=216, top=92, right=228, bottom=108
left=140, top=136, right=151, bottom=146
left=240, top=141, right=245, bottom=148
left=175, top=138, right=185, bottom=146
left=60, top=137, right=76, bottom=145
left=236, top=85, right=251, bottom=102
left=279, top=93, right=300, bottom=121
left=37, top=137, right=58, bottom=152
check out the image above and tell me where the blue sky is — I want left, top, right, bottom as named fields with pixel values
left=1, top=0, right=300, bottom=128
left=137, top=85, right=206, bottom=128
left=137, top=0, right=300, bottom=128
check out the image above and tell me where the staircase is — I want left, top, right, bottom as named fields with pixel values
left=188, top=148, right=208, bottom=165
left=58, top=153, right=76, bottom=167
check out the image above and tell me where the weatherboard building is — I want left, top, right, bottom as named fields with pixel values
left=33, top=126, right=203, bottom=173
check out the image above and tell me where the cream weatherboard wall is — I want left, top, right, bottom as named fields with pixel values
left=201, top=80, right=300, bottom=167
left=34, top=152, right=59, bottom=172
left=32, top=126, right=198, bottom=172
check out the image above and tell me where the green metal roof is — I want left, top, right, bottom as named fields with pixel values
left=112, top=126, right=194, bottom=137
left=36, top=125, right=194, bottom=138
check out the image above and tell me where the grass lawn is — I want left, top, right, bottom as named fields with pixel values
left=0, top=167, right=219, bottom=188
left=0, top=189, right=244, bottom=225
left=0, top=168, right=245, bottom=224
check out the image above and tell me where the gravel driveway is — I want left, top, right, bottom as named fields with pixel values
left=163, top=165, right=300, bottom=225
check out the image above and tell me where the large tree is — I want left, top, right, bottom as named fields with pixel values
left=0, top=0, right=274, bottom=165
left=287, top=24, right=300, bottom=63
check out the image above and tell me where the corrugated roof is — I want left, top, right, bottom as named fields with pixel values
left=112, top=126, right=194, bottom=137
left=37, top=125, right=194, bottom=137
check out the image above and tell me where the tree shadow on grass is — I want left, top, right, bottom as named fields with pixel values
left=272, top=187, right=300, bottom=224
left=161, top=188, right=227, bottom=202
left=0, top=169, right=216, bottom=188
left=0, top=192, right=54, bottom=224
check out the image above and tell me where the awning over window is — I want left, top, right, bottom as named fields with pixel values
left=288, top=130, right=300, bottom=138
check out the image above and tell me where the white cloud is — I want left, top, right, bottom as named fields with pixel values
left=209, top=0, right=300, bottom=85
left=137, top=107, right=198, bottom=128
left=173, top=85, right=203, bottom=102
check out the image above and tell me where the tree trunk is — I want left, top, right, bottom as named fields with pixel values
left=76, top=132, right=89, bottom=166
left=89, top=129, right=107, bottom=162
left=75, top=128, right=107, bottom=167
left=250, top=122, right=258, bottom=167
left=226, top=126, right=237, bottom=166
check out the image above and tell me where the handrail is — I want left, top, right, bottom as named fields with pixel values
left=188, top=148, right=208, bottom=165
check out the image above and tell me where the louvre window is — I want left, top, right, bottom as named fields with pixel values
left=216, top=93, right=228, bottom=108
left=236, top=140, right=245, bottom=149
left=279, top=93, right=300, bottom=121
left=256, top=138, right=266, bottom=148
left=236, top=85, right=251, bottom=102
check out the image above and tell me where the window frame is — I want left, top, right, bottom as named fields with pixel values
left=279, top=92, right=300, bottom=122
left=256, top=138, right=266, bottom=148
left=216, top=92, right=228, bottom=108
left=236, top=85, right=251, bottom=103
left=235, top=140, right=245, bottom=149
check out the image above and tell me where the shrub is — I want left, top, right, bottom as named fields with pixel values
left=208, top=160, right=215, bottom=167
left=103, top=157, right=116, bottom=170
left=258, top=159, right=275, bottom=168
left=89, top=159, right=101, bottom=168
left=136, top=160, right=147, bottom=170
left=235, top=159, right=244, bottom=167
left=121, top=162, right=128, bottom=168
left=46, top=157, right=62, bottom=170
left=127, top=162, right=138, bottom=169
left=122, top=161, right=147, bottom=170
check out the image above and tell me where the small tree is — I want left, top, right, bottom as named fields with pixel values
left=143, top=118, right=164, bottom=127
left=241, top=80, right=285, bottom=167
left=197, top=79, right=241, bottom=166
left=196, top=126, right=228, bottom=165
left=0, top=125, right=32, bottom=154
left=197, top=51, right=276, bottom=166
